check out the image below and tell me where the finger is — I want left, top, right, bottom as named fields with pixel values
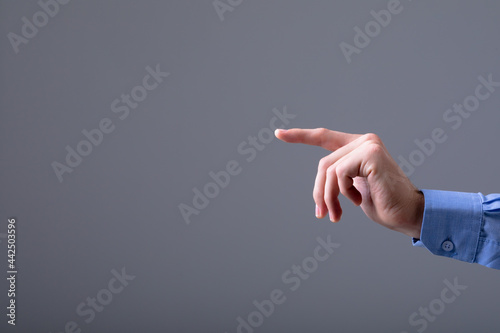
left=275, top=128, right=361, bottom=151
left=324, top=164, right=342, bottom=222
left=337, top=157, right=362, bottom=206
left=313, top=134, right=375, bottom=218
left=335, top=141, right=381, bottom=207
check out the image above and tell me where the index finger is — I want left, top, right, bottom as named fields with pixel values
left=275, top=128, right=361, bottom=151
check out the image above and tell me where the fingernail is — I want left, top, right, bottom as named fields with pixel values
left=315, top=205, right=320, bottom=218
left=329, top=211, right=335, bottom=222
left=275, top=129, right=286, bottom=136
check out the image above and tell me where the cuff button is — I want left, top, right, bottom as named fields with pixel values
left=441, top=240, right=454, bottom=252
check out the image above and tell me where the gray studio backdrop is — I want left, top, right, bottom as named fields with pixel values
left=1, top=0, right=500, bottom=332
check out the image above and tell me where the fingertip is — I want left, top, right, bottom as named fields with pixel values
left=330, top=203, right=342, bottom=222
left=330, top=213, right=341, bottom=223
left=353, top=194, right=362, bottom=206
left=274, top=128, right=286, bottom=137
left=274, top=128, right=288, bottom=141
left=315, top=203, right=328, bottom=219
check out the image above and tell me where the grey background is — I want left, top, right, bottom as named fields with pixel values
left=1, top=0, right=500, bottom=332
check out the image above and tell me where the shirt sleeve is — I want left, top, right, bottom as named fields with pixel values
left=412, top=189, right=500, bottom=270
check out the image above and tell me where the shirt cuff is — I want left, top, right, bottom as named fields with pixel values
left=412, top=189, right=483, bottom=264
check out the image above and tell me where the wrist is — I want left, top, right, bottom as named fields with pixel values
left=407, top=190, right=424, bottom=239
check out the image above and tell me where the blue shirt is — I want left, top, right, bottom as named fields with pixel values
left=413, top=189, right=500, bottom=269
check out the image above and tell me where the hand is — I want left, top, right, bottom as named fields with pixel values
left=275, top=128, right=424, bottom=239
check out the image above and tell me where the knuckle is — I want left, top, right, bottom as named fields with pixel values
left=326, top=165, right=336, bottom=178
left=363, top=132, right=380, bottom=143
left=335, top=163, right=346, bottom=177
left=317, top=157, right=329, bottom=171
left=365, top=142, right=384, bottom=156
left=316, top=128, right=328, bottom=135
left=315, top=128, right=329, bottom=143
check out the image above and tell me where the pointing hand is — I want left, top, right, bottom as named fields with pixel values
left=275, top=128, right=424, bottom=239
